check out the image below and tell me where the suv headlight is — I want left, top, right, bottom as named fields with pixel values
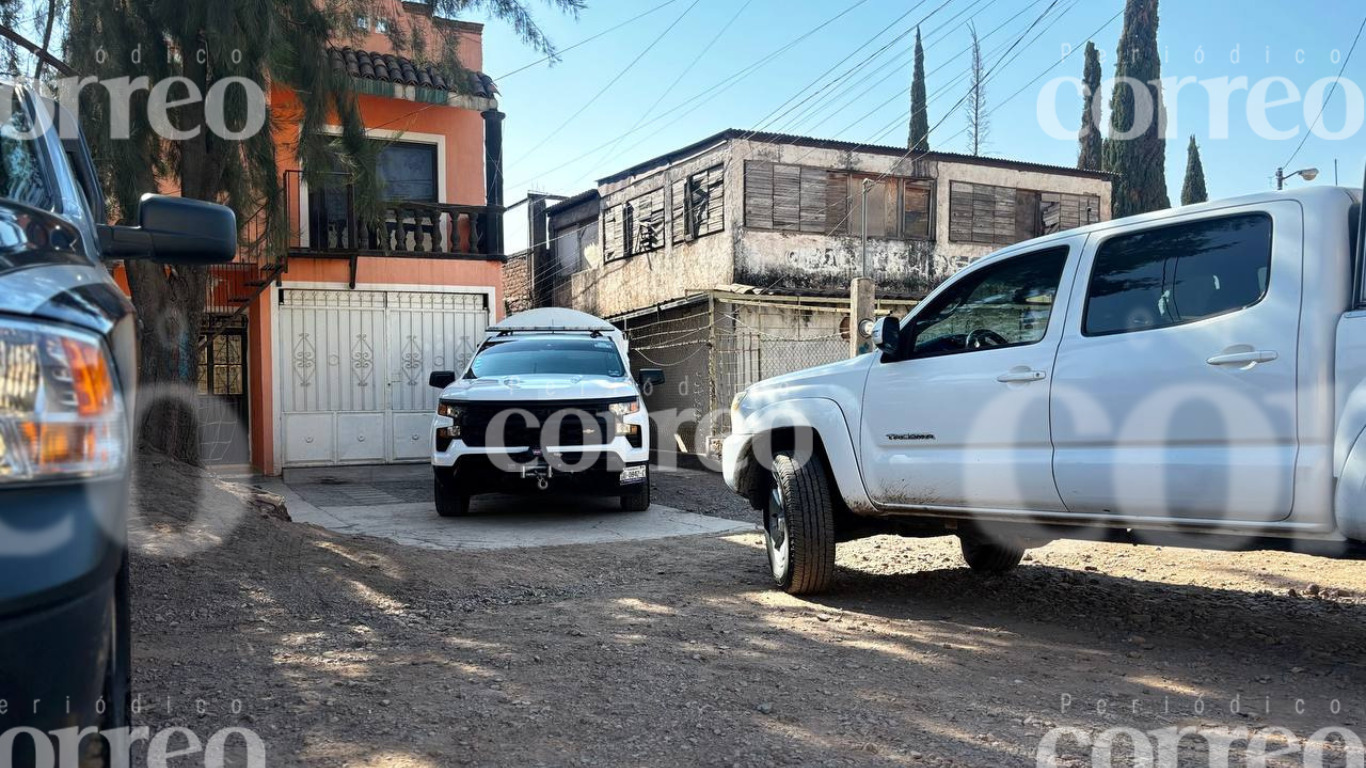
left=609, top=399, right=641, bottom=437
left=0, top=319, right=127, bottom=483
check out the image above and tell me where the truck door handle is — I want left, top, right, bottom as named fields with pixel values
left=996, top=369, right=1046, bottom=383
left=1206, top=350, right=1278, bottom=367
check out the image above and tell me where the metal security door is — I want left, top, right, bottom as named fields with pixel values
left=386, top=292, right=488, bottom=460
left=279, top=288, right=489, bottom=467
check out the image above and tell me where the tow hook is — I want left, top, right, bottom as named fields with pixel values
left=536, top=477, right=550, bottom=491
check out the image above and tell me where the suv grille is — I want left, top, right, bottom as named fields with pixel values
left=459, top=400, right=618, bottom=448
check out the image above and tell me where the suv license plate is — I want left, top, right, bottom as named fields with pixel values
left=620, top=466, right=647, bottom=484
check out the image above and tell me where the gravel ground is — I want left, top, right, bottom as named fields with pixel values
left=128, top=454, right=1366, bottom=767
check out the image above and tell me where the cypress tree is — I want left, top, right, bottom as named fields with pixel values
left=1102, top=0, right=1169, bottom=217
left=909, top=26, right=930, bottom=153
left=1181, top=135, right=1208, bottom=205
left=1077, top=41, right=1102, bottom=171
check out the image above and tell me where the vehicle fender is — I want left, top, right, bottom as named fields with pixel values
left=1335, top=429, right=1366, bottom=541
left=743, top=397, right=874, bottom=514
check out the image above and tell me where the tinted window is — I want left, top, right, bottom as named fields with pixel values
left=908, top=247, right=1069, bottom=358
left=466, top=338, right=626, bottom=379
left=0, top=92, right=52, bottom=210
left=1085, top=214, right=1272, bottom=336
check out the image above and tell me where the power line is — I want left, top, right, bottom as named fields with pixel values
left=517, top=0, right=705, bottom=162
left=505, top=0, right=877, bottom=190
left=594, top=0, right=757, bottom=166
left=1282, top=12, right=1366, bottom=170
left=493, top=0, right=685, bottom=81
left=534, top=3, right=1087, bottom=305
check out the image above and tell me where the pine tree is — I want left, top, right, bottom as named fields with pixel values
left=1102, top=0, right=1169, bottom=218
left=64, top=0, right=581, bottom=462
left=965, top=23, right=988, bottom=156
left=909, top=26, right=930, bottom=153
left=1181, top=135, right=1208, bottom=205
left=1077, top=41, right=1102, bottom=171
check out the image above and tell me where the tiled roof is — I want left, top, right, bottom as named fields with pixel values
left=330, top=47, right=497, bottom=98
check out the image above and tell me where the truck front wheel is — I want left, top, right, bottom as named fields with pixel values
left=620, top=468, right=651, bottom=511
left=959, top=535, right=1025, bottom=573
left=434, top=471, right=471, bottom=517
left=766, top=451, right=836, bottom=595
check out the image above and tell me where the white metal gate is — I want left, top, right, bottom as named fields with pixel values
left=278, top=288, right=488, bottom=466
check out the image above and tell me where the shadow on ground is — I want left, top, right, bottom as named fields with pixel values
left=129, top=456, right=1366, bottom=767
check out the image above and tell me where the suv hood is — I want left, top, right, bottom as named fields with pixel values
left=438, top=375, right=639, bottom=403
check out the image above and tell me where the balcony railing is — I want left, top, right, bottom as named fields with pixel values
left=283, top=170, right=501, bottom=259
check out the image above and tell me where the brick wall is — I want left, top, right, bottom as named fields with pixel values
left=503, top=252, right=532, bottom=315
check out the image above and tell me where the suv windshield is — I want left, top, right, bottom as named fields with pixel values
left=466, top=337, right=627, bottom=379
left=0, top=90, right=52, bottom=210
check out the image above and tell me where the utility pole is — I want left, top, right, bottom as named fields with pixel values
left=850, top=179, right=875, bottom=358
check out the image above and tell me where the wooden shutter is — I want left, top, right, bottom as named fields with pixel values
left=825, top=171, right=850, bottom=235
left=670, top=177, right=687, bottom=244
left=603, top=205, right=623, bottom=261
left=799, top=166, right=825, bottom=233
left=745, top=161, right=774, bottom=229
left=1016, top=189, right=1041, bottom=242
left=772, top=164, right=802, bottom=230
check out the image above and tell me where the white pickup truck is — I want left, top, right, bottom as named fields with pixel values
left=429, top=308, right=664, bottom=516
left=724, top=184, right=1365, bottom=594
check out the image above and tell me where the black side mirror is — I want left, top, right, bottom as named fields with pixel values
left=872, top=316, right=901, bottom=357
left=99, top=194, right=237, bottom=264
left=429, top=371, right=456, bottom=388
left=637, top=368, right=665, bottom=389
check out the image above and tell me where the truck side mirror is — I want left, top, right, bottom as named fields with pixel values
left=429, top=371, right=456, bottom=388
left=872, top=316, right=901, bottom=357
left=98, top=194, right=237, bottom=264
left=638, top=368, right=665, bottom=389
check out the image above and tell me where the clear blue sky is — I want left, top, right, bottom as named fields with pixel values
left=482, top=0, right=1365, bottom=219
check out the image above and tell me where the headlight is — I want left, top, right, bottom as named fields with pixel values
left=610, top=399, right=641, bottom=437
left=0, top=319, right=126, bottom=483
left=436, top=402, right=463, bottom=439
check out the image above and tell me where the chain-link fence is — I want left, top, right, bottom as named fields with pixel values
left=620, top=293, right=914, bottom=461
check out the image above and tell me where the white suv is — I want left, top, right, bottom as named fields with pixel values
left=428, top=308, right=663, bottom=516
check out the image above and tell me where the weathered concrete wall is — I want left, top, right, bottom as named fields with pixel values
left=726, top=138, right=1112, bottom=293
left=551, top=135, right=1112, bottom=320
left=573, top=143, right=735, bottom=318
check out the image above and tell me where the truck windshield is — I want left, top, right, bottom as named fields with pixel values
left=465, top=338, right=627, bottom=379
left=0, top=91, right=52, bottom=210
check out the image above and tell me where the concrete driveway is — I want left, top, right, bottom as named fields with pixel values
left=255, top=464, right=753, bottom=551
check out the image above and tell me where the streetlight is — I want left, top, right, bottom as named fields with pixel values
left=1276, top=166, right=1319, bottom=190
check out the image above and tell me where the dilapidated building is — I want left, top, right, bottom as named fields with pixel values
left=513, top=129, right=1113, bottom=459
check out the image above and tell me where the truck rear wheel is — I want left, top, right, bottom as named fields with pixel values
left=766, top=451, right=836, bottom=595
left=434, top=471, right=471, bottom=518
left=959, top=535, right=1025, bottom=573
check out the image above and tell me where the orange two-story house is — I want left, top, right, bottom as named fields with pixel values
left=199, top=1, right=506, bottom=474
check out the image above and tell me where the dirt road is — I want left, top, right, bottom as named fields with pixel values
left=129, top=456, right=1366, bottom=766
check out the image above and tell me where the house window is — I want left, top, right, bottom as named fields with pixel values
left=374, top=140, right=438, bottom=202
left=624, top=188, right=665, bottom=257
left=903, top=179, right=933, bottom=239
left=671, top=164, right=725, bottom=243
left=746, top=161, right=933, bottom=240
left=357, top=16, right=390, bottom=33
left=949, top=181, right=1100, bottom=245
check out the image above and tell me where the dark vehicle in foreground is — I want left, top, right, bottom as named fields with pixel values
left=0, top=83, right=236, bottom=764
